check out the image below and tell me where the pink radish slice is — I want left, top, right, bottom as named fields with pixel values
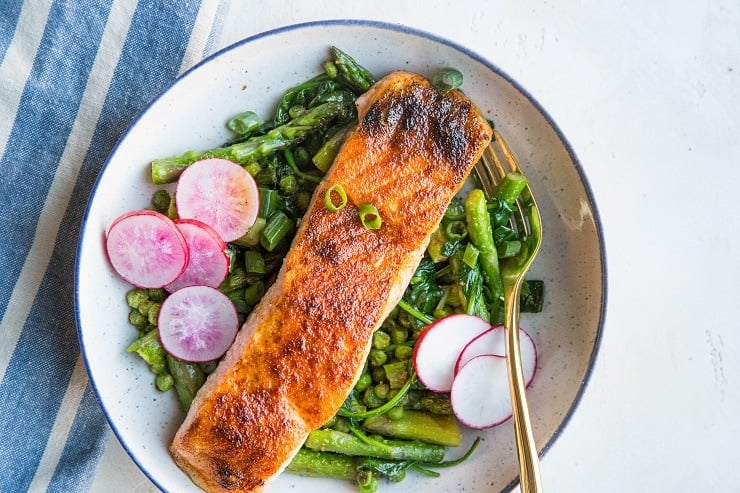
left=413, top=313, right=492, bottom=392
left=158, top=285, right=238, bottom=362
left=455, top=325, right=538, bottom=387
left=175, top=158, right=259, bottom=242
left=164, top=219, right=230, bottom=293
left=105, top=210, right=188, bottom=288
left=451, top=354, right=513, bottom=429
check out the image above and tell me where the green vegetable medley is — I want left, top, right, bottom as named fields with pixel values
left=122, top=47, right=544, bottom=492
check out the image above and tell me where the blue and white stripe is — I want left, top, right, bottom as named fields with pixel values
left=0, top=1, right=226, bottom=490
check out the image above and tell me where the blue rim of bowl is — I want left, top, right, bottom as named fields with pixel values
left=75, top=18, right=607, bottom=493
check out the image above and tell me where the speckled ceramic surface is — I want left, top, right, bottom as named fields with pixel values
left=76, top=20, right=605, bottom=493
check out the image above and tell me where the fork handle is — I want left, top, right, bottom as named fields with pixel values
left=505, top=286, right=543, bottom=493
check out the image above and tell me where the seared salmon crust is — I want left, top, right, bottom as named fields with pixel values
left=170, top=71, right=492, bottom=492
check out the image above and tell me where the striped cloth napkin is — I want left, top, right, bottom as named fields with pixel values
left=0, top=2, right=228, bottom=491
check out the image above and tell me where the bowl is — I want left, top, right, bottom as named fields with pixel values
left=75, top=20, right=606, bottom=493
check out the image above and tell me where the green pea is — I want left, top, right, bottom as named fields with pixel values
left=390, top=326, right=408, bottom=344
left=150, top=190, right=171, bottom=213
left=394, top=345, right=413, bottom=361
left=147, top=288, right=167, bottom=302
left=128, top=309, right=147, bottom=330
left=126, top=289, right=148, bottom=309
left=372, top=331, right=391, bottom=350
left=371, top=367, right=386, bottom=383
left=279, top=174, right=297, bottom=194
left=368, top=349, right=388, bottom=367
left=363, top=387, right=385, bottom=408
left=156, top=373, right=174, bottom=392
left=355, top=373, right=372, bottom=392
left=137, top=299, right=154, bottom=317
left=373, top=382, right=390, bottom=400
left=147, top=303, right=161, bottom=326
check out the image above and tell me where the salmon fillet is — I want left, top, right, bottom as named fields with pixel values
left=170, top=70, right=492, bottom=492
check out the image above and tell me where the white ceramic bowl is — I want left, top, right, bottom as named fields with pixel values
left=76, top=20, right=606, bottom=493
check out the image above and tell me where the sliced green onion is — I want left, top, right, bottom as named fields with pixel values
left=258, top=187, right=279, bottom=219
left=462, top=242, right=480, bottom=268
left=433, top=68, right=463, bottom=92
left=444, top=220, right=467, bottom=241
left=497, top=240, right=522, bottom=259
left=494, top=172, right=528, bottom=205
left=260, top=211, right=295, bottom=251
left=226, top=110, right=263, bottom=136
left=359, top=203, right=382, bottom=230
left=231, top=217, right=267, bottom=248
left=243, top=250, right=266, bottom=274
left=243, top=281, right=266, bottom=307
left=324, top=183, right=347, bottom=212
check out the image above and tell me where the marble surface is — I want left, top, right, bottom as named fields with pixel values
left=94, top=2, right=740, bottom=491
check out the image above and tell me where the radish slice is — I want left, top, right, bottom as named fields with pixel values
left=158, top=285, right=238, bottom=362
left=413, top=313, right=492, bottom=392
left=105, top=210, right=188, bottom=288
left=175, top=158, right=259, bottom=242
left=165, top=219, right=230, bottom=293
left=455, top=325, right=538, bottom=387
left=451, top=354, right=512, bottom=429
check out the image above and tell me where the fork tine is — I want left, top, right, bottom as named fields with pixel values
left=475, top=130, right=531, bottom=237
left=474, top=150, right=497, bottom=198
left=491, top=129, right=522, bottom=174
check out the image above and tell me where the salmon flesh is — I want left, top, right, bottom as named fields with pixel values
left=170, top=70, right=493, bottom=492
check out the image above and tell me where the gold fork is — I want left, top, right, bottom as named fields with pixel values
left=475, top=129, right=544, bottom=493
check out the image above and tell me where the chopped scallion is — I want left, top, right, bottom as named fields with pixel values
left=444, top=220, right=467, bottom=241
left=243, top=281, right=266, bottom=307
left=359, top=203, right=382, bottom=230
left=258, top=187, right=279, bottom=219
left=497, top=240, right=522, bottom=259
left=433, top=68, right=463, bottom=92
left=231, top=217, right=267, bottom=248
left=462, top=242, right=480, bottom=268
left=226, top=110, right=263, bottom=136
left=260, top=211, right=295, bottom=251
left=243, top=250, right=266, bottom=274
left=324, top=183, right=347, bottom=212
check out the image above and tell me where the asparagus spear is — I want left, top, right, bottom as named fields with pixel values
left=465, top=188, right=504, bottom=319
left=328, top=46, right=377, bottom=93
left=407, top=392, right=454, bottom=416
left=151, top=101, right=350, bottom=184
left=493, top=171, right=528, bottom=205
left=312, top=122, right=355, bottom=172
left=362, top=410, right=461, bottom=447
left=303, top=429, right=445, bottom=463
left=286, top=448, right=359, bottom=481
left=286, top=449, right=410, bottom=492
left=166, top=355, right=205, bottom=411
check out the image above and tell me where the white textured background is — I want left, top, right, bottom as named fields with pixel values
left=96, top=2, right=740, bottom=491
